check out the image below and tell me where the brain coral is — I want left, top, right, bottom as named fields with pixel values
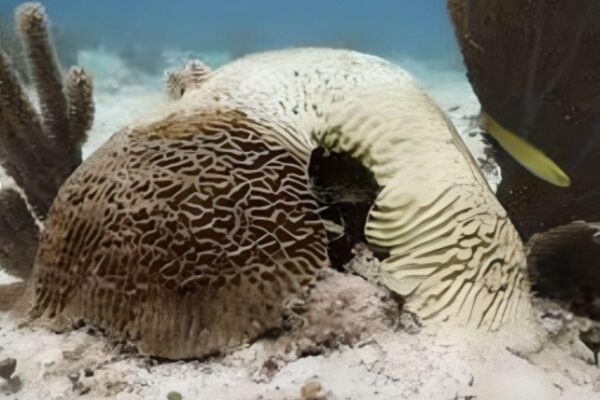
left=29, top=48, right=531, bottom=358
left=33, top=110, right=328, bottom=358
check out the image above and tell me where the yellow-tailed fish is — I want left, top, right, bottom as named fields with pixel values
left=481, top=112, right=571, bottom=187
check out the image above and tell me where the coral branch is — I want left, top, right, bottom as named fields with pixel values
left=0, top=52, right=56, bottom=215
left=65, top=67, right=94, bottom=150
left=0, top=50, right=45, bottom=154
left=0, top=2, right=95, bottom=278
left=0, top=2, right=94, bottom=218
left=16, top=2, right=70, bottom=148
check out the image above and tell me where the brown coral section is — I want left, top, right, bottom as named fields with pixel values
left=65, top=67, right=94, bottom=152
left=32, top=111, right=329, bottom=359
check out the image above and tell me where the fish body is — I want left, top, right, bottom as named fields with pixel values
left=482, top=113, right=570, bottom=188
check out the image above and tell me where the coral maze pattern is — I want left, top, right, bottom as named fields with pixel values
left=369, top=181, right=528, bottom=330
left=27, top=48, right=532, bottom=359
left=32, top=111, right=329, bottom=358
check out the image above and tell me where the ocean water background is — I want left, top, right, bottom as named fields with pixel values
left=0, top=0, right=477, bottom=156
left=0, top=1, right=484, bottom=287
left=1, top=0, right=461, bottom=65
left=0, top=0, right=467, bottom=91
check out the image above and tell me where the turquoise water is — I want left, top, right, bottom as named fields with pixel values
left=0, top=1, right=474, bottom=166
left=0, top=0, right=461, bottom=70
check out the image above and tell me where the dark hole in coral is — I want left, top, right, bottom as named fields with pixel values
left=308, top=147, right=388, bottom=270
left=528, top=224, right=600, bottom=321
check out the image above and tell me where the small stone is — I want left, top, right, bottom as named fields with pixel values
left=301, top=379, right=326, bottom=400
left=0, top=375, right=22, bottom=395
left=260, top=357, right=280, bottom=378
left=62, top=350, right=77, bottom=361
left=68, top=371, right=80, bottom=384
left=0, top=358, right=16, bottom=380
left=83, top=368, right=94, bottom=377
left=167, top=391, right=183, bottom=400
left=580, top=327, right=600, bottom=366
left=76, top=384, right=91, bottom=396
left=62, top=345, right=86, bottom=361
left=79, top=386, right=92, bottom=396
left=398, top=311, right=422, bottom=335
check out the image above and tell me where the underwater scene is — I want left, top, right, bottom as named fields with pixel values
left=0, top=1, right=598, bottom=399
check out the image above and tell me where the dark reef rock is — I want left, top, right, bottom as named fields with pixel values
left=449, top=0, right=600, bottom=320
left=0, top=358, right=16, bottom=380
left=448, top=0, right=600, bottom=239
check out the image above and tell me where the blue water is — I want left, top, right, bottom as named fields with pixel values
left=0, top=0, right=461, bottom=68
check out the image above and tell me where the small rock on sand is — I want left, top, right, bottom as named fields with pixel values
left=0, top=358, right=16, bottom=380
left=301, top=379, right=327, bottom=400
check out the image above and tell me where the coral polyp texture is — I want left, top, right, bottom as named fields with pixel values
left=0, top=2, right=94, bottom=277
left=33, top=111, right=329, bottom=358
left=26, top=47, right=532, bottom=359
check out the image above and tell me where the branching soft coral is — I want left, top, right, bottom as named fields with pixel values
left=0, top=188, right=38, bottom=280
left=0, top=2, right=94, bottom=277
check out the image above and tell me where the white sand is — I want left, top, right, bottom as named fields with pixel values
left=1, top=52, right=598, bottom=399
left=1, top=271, right=599, bottom=399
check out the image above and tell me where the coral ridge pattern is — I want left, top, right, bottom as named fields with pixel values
left=31, top=48, right=530, bottom=358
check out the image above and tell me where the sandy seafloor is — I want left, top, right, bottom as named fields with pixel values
left=0, top=50, right=599, bottom=400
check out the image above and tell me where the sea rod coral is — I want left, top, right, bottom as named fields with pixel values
left=0, top=2, right=94, bottom=279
